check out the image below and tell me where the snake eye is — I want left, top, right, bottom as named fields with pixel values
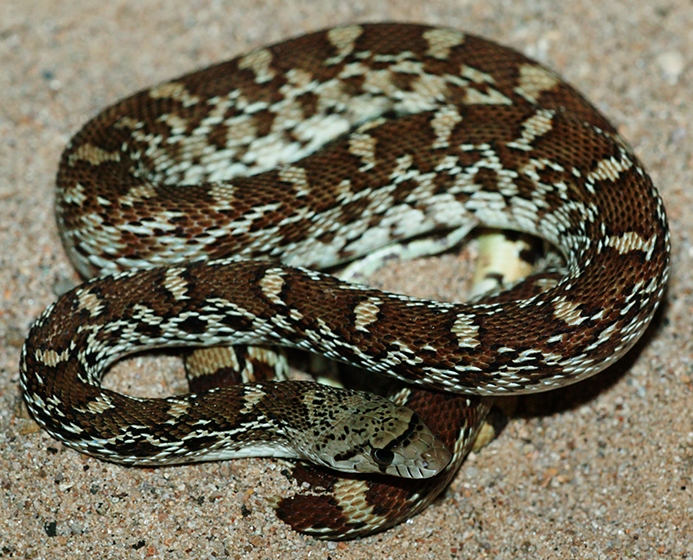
left=372, top=448, right=395, bottom=466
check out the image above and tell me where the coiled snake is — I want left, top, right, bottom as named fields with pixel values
left=20, top=23, right=669, bottom=538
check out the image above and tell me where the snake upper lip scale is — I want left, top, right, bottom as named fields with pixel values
left=19, top=23, right=669, bottom=538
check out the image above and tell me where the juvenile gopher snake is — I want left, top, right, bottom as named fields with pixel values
left=20, top=23, right=669, bottom=538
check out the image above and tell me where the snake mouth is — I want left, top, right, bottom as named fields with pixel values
left=379, top=441, right=452, bottom=479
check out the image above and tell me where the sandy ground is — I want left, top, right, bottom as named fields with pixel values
left=1, top=1, right=692, bottom=558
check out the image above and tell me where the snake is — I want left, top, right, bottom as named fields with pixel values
left=19, top=23, right=670, bottom=539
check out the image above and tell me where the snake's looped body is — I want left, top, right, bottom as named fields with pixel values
left=20, top=23, right=669, bottom=538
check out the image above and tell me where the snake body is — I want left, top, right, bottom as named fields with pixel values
left=20, top=23, right=669, bottom=538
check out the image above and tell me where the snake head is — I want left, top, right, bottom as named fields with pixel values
left=299, top=388, right=452, bottom=479
left=364, top=407, right=452, bottom=479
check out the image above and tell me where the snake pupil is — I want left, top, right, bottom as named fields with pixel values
left=372, top=448, right=395, bottom=466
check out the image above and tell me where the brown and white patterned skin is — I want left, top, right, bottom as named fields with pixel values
left=20, top=23, right=669, bottom=538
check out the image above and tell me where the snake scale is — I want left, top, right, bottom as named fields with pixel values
left=20, top=23, right=669, bottom=538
